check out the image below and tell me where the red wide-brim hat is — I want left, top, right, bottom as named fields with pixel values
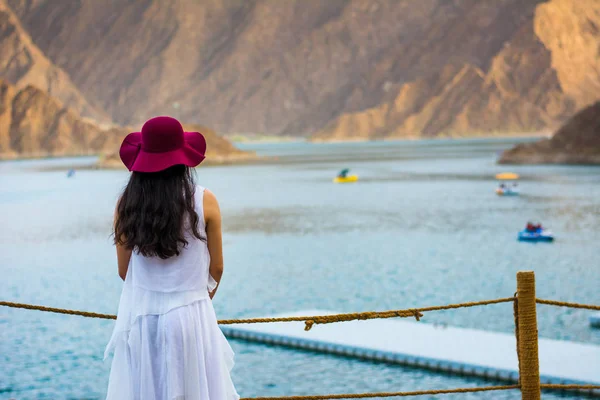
left=119, top=116, right=206, bottom=173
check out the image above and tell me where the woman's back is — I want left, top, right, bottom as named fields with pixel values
left=128, top=186, right=211, bottom=294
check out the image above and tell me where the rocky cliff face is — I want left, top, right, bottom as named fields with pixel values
left=8, top=0, right=594, bottom=139
left=0, top=0, right=108, bottom=123
left=0, top=79, right=109, bottom=158
left=498, top=101, right=600, bottom=165
left=0, top=79, right=254, bottom=163
left=2, top=0, right=599, bottom=141
left=315, top=0, right=600, bottom=140
left=534, top=0, right=600, bottom=108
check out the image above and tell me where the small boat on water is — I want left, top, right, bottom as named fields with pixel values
left=518, top=223, right=554, bottom=242
left=333, top=168, right=358, bottom=183
left=495, top=172, right=519, bottom=196
left=333, top=175, right=358, bottom=183
left=518, top=229, right=554, bottom=242
left=496, top=186, right=519, bottom=196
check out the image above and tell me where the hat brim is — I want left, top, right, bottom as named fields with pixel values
left=119, top=131, right=207, bottom=172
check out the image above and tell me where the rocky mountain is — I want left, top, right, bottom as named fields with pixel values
left=5, top=0, right=599, bottom=141
left=315, top=0, right=600, bottom=140
left=0, top=79, right=254, bottom=164
left=0, top=79, right=118, bottom=158
left=499, top=101, right=600, bottom=164
left=0, top=0, right=108, bottom=123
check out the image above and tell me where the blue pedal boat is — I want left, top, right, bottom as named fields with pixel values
left=518, top=229, right=554, bottom=242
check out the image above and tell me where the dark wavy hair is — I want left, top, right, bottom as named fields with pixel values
left=114, top=164, right=205, bottom=259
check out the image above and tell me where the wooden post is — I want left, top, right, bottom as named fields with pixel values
left=516, top=271, right=541, bottom=400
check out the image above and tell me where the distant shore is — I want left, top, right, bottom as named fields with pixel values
left=0, top=150, right=101, bottom=162
left=225, top=134, right=305, bottom=144
left=95, top=152, right=265, bottom=170
left=310, top=131, right=551, bottom=144
left=0, top=151, right=267, bottom=171
left=0, top=133, right=551, bottom=167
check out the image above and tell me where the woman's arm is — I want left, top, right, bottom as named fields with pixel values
left=204, top=189, right=223, bottom=299
left=114, top=202, right=132, bottom=281
left=117, top=243, right=132, bottom=281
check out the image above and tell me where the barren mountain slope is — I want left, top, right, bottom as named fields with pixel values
left=534, top=0, right=600, bottom=108
left=0, top=0, right=109, bottom=122
left=0, top=79, right=253, bottom=163
left=0, top=79, right=108, bottom=157
left=315, top=0, right=600, bottom=140
left=7, top=0, right=546, bottom=136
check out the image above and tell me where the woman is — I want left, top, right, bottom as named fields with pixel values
left=105, top=116, right=239, bottom=400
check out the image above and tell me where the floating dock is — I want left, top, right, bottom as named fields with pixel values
left=591, top=313, right=600, bottom=329
left=221, top=310, right=600, bottom=393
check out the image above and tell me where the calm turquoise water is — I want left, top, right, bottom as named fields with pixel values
left=1, top=138, right=599, bottom=399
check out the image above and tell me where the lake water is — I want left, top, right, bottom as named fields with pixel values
left=1, top=138, right=599, bottom=399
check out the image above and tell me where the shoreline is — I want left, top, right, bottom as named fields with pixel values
left=28, top=155, right=273, bottom=172
left=229, top=138, right=306, bottom=145
left=0, top=133, right=550, bottom=167
left=0, top=151, right=102, bottom=162
left=94, top=153, right=266, bottom=170
left=311, top=131, right=551, bottom=144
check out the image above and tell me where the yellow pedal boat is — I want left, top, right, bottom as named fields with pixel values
left=333, top=175, right=358, bottom=183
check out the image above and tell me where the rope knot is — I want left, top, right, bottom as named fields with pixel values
left=304, top=320, right=315, bottom=331
left=410, top=309, right=422, bottom=321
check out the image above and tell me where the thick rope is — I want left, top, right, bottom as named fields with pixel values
left=0, top=297, right=514, bottom=330
left=241, top=385, right=520, bottom=400
left=540, top=384, right=600, bottom=391
left=219, top=309, right=423, bottom=331
left=512, top=292, right=521, bottom=385
left=0, top=301, right=117, bottom=319
left=536, top=298, right=600, bottom=311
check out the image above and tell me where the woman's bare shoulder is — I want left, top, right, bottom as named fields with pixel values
left=203, top=188, right=217, bottom=203
left=202, top=189, right=220, bottom=222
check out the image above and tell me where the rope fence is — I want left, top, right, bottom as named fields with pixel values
left=0, top=301, right=117, bottom=320
left=241, top=385, right=600, bottom=400
left=221, top=297, right=515, bottom=330
left=2, top=271, right=600, bottom=400
left=1, top=297, right=515, bottom=331
left=540, top=384, right=600, bottom=391
left=4, top=297, right=598, bottom=330
left=241, top=385, right=521, bottom=400
left=536, top=298, right=600, bottom=311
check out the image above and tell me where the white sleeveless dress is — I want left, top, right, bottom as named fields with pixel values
left=105, top=186, right=239, bottom=400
